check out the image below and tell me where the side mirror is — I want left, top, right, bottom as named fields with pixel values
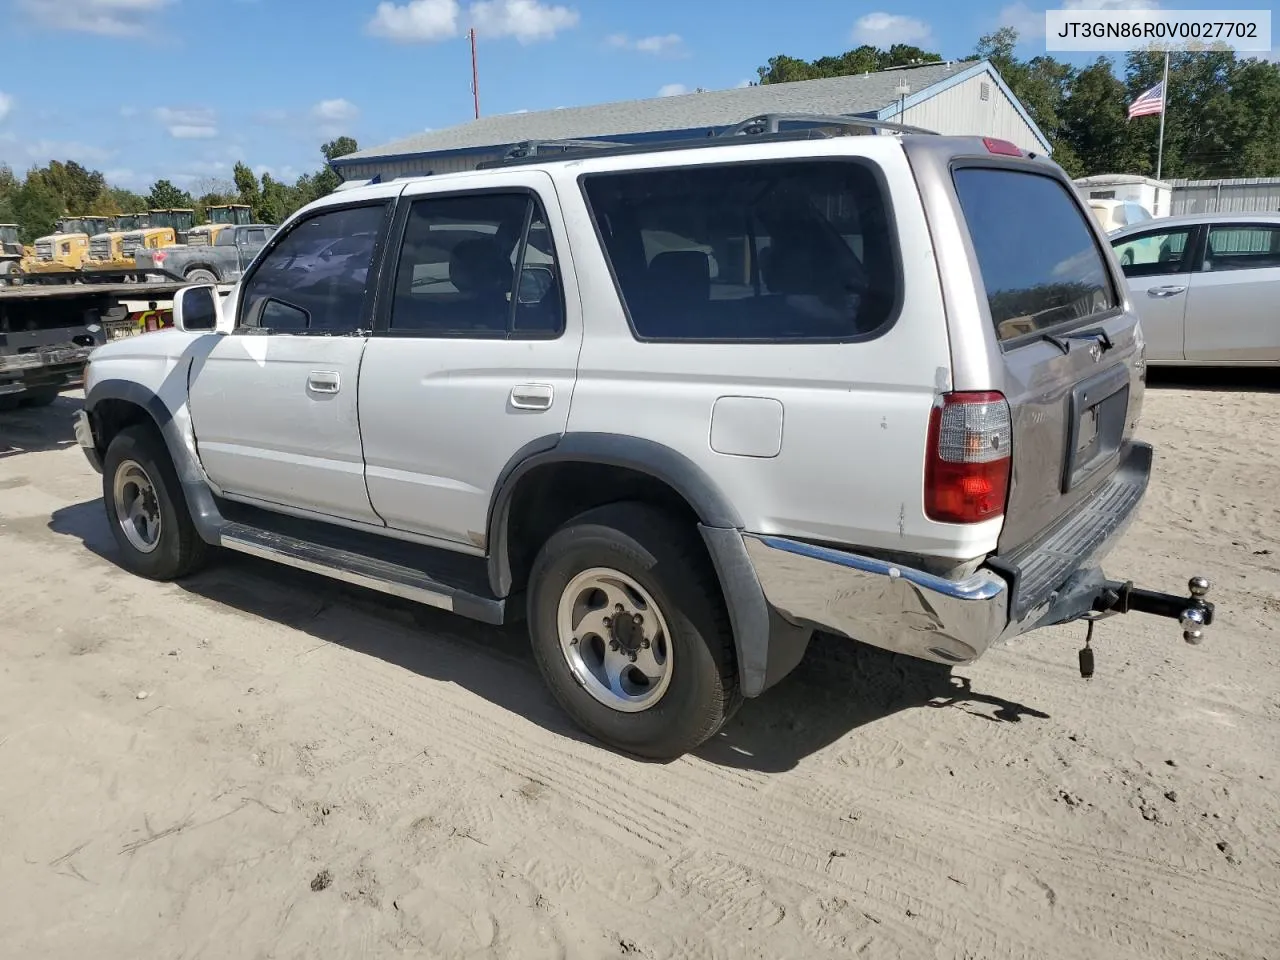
left=173, top=284, right=220, bottom=332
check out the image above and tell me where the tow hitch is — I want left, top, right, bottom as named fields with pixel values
left=1077, top=577, right=1214, bottom=679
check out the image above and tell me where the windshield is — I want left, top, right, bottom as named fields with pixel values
left=0, top=225, right=18, bottom=245
left=57, top=218, right=85, bottom=235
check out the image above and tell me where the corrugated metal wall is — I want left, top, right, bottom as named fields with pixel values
left=1171, top=178, right=1280, bottom=215
left=902, top=72, right=1045, bottom=153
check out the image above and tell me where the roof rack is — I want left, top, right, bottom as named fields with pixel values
left=503, top=138, right=633, bottom=160
left=717, top=113, right=938, bottom=138
left=476, top=112, right=937, bottom=171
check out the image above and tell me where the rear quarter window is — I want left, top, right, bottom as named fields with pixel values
left=955, top=168, right=1116, bottom=342
left=581, top=159, right=898, bottom=342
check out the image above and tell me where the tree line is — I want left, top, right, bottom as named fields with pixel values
left=757, top=27, right=1280, bottom=181
left=0, top=137, right=358, bottom=243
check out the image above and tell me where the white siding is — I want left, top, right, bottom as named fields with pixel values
left=901, top=70, right=1045, bottom=154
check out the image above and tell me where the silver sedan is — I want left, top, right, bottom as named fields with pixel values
left=1109, top=211, right=1280, bottom=365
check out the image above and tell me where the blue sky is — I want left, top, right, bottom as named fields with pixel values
left=0, top=0, right=1267, bottom=193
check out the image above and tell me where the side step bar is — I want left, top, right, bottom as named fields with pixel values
left=218, top=522, right=506, bottom=625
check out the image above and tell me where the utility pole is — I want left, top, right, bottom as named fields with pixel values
left=470, top=28, right=480, bottom=120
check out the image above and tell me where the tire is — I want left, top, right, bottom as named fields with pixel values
left=101, top=424, right=209, bottom=580
left=185, top=268, right=218, bottom=283
left=19, top=388, right=59, bottom=407
left=527, top=502, right=741, bottom=760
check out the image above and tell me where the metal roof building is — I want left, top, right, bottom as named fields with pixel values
left=331, top=59, right=1051, bottom=183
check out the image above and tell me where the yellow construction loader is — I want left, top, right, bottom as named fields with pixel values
left=79, top=208, right=194, bottom=282
left=20, top=216, right=110, bottom=283
left=207, top=203, right=252, bottom=225
left=0, top=223, right=22, bottom=286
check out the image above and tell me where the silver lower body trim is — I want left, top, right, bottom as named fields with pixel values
left=743, top=534, right=1010, bottom=665
left=220, top=535, right=456, bottom=613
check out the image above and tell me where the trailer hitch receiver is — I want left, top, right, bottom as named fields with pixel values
left=1093, top=576, right=1215, bottom=645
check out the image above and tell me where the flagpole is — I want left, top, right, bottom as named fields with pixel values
left=1155, top=49, right=1169, bottom=181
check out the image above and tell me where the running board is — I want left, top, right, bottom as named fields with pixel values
left=218, top=522, right=506, bottom=625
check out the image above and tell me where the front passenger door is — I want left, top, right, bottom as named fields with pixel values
left=188, top=201, right=393, bottom=524
left=1112, top=225, right=1198, bottom=362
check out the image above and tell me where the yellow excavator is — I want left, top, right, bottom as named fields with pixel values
left=79, top=208, right=194, bottom=282
left=20, top=216, right=111, bottom=284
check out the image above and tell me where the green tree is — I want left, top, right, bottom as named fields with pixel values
left=1056, top=58, right=1135, bottom=178
left=13, top=175, right=64, bottom=243
left=0, top=165, right=18, bottom=226
left=147, top=179, right=194, bottom=210
left=756, top=44, right=941, bottom=84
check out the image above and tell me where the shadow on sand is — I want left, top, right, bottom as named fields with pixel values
left=50, top=498, right=1049, bottom=773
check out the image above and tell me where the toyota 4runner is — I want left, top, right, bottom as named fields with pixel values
left=74, top=117, right=1214, bottom=759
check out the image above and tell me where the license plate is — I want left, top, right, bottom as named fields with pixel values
left=1077, top=405, right=1099, bottom=452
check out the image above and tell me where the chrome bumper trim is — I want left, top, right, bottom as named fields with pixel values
left=743, top=534, right=1010, bottom=665
left=74, top=409, right=102, bottom=474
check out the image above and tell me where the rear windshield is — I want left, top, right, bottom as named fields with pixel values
left=582, top=159, right=897, bottom=342
left=954, top=168, right=1116, bottom=343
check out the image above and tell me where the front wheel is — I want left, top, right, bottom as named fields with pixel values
left=102, top=425, right=209, bottom=580
left=527, top=502, right=740, bottom=760
left=185, top=268, right=218, bottom=284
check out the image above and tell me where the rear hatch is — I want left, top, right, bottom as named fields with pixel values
left=945, top=155, right=1145, bottom=554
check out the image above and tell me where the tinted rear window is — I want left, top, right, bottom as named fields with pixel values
left=954, top=168, right=1116, bottom=342
left=582, top=159, right=897, bottom=341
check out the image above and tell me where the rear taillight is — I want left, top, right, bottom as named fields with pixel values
left=925, top=391, right=1012, bottom=524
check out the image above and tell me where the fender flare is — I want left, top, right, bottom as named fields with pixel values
left=485, top=433, right=777, bottom=697
left=84, top=378, right=224, bottom=544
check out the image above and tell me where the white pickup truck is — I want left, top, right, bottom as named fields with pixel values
left=74, top=117, right=1214, bottom=758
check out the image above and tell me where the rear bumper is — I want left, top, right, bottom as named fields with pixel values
left=743, top=442, right=1153, bottom=665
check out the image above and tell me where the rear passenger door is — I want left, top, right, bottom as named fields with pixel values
left=1111, top=225, right=1198, bottom=362
left=1184, top=223, right=1280, bottom=362
left=357, top=171, right=582, bottom=548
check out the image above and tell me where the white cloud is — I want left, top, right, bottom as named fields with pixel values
left=368, top=0, right=459, bottom=41
left=154, top=106, right=218, bottom=139
left=311, top=98, right=361, bottom=136
left=0, top=132, right=115, bottom=166
left=471, top=0, right=579, bottom=43
left=851, top=12, right=933, bottom=46
left=169, top=125, right=218, bottom=139
left=658, top=83, right=688, bottom=97
left=607, top=32, right=685, bottom=56
left=998, top=0, right=1159, bottom=39
left=119, top=105, right=139, bottom=118
left=368, top=0, right=577, bottom=44
left=17, top=0, right=174, bottom=37
left=0, top=93, right=13, bottom=124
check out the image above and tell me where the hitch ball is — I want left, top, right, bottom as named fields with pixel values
left=1181, top=576, right=1212, bottom=645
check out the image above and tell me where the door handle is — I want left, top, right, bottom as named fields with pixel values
left=307, top=371, right=341, bottom=394
left=1147, top=285, right=1187, bottom=298
left=510, top=383, right=554, bottom=410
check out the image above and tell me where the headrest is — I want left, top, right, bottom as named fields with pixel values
left=449, top=238, right=513, bottom=297
left=648, top=250, right=710, bottom=302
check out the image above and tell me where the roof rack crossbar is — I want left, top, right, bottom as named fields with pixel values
left=717, top=112, right=938, bottom=138
left=503, top=138, right=634, bottom=160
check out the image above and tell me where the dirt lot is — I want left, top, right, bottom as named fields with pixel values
left=1, top=376, right=1278, bottom=960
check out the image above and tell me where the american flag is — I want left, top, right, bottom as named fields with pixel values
left=1128, top=81, right=1165, bottom=119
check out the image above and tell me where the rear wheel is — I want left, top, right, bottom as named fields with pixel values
left=102, top=425, right=209, bottom=580
left=527, top=502, right=740, bottom=760
left=185, top=268, right=218, bottom=283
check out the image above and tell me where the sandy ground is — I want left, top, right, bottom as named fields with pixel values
left=0, top=374, right=1278, bottom=960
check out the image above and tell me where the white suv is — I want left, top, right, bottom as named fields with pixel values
left=75, top=118, right=1214, bottom=758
